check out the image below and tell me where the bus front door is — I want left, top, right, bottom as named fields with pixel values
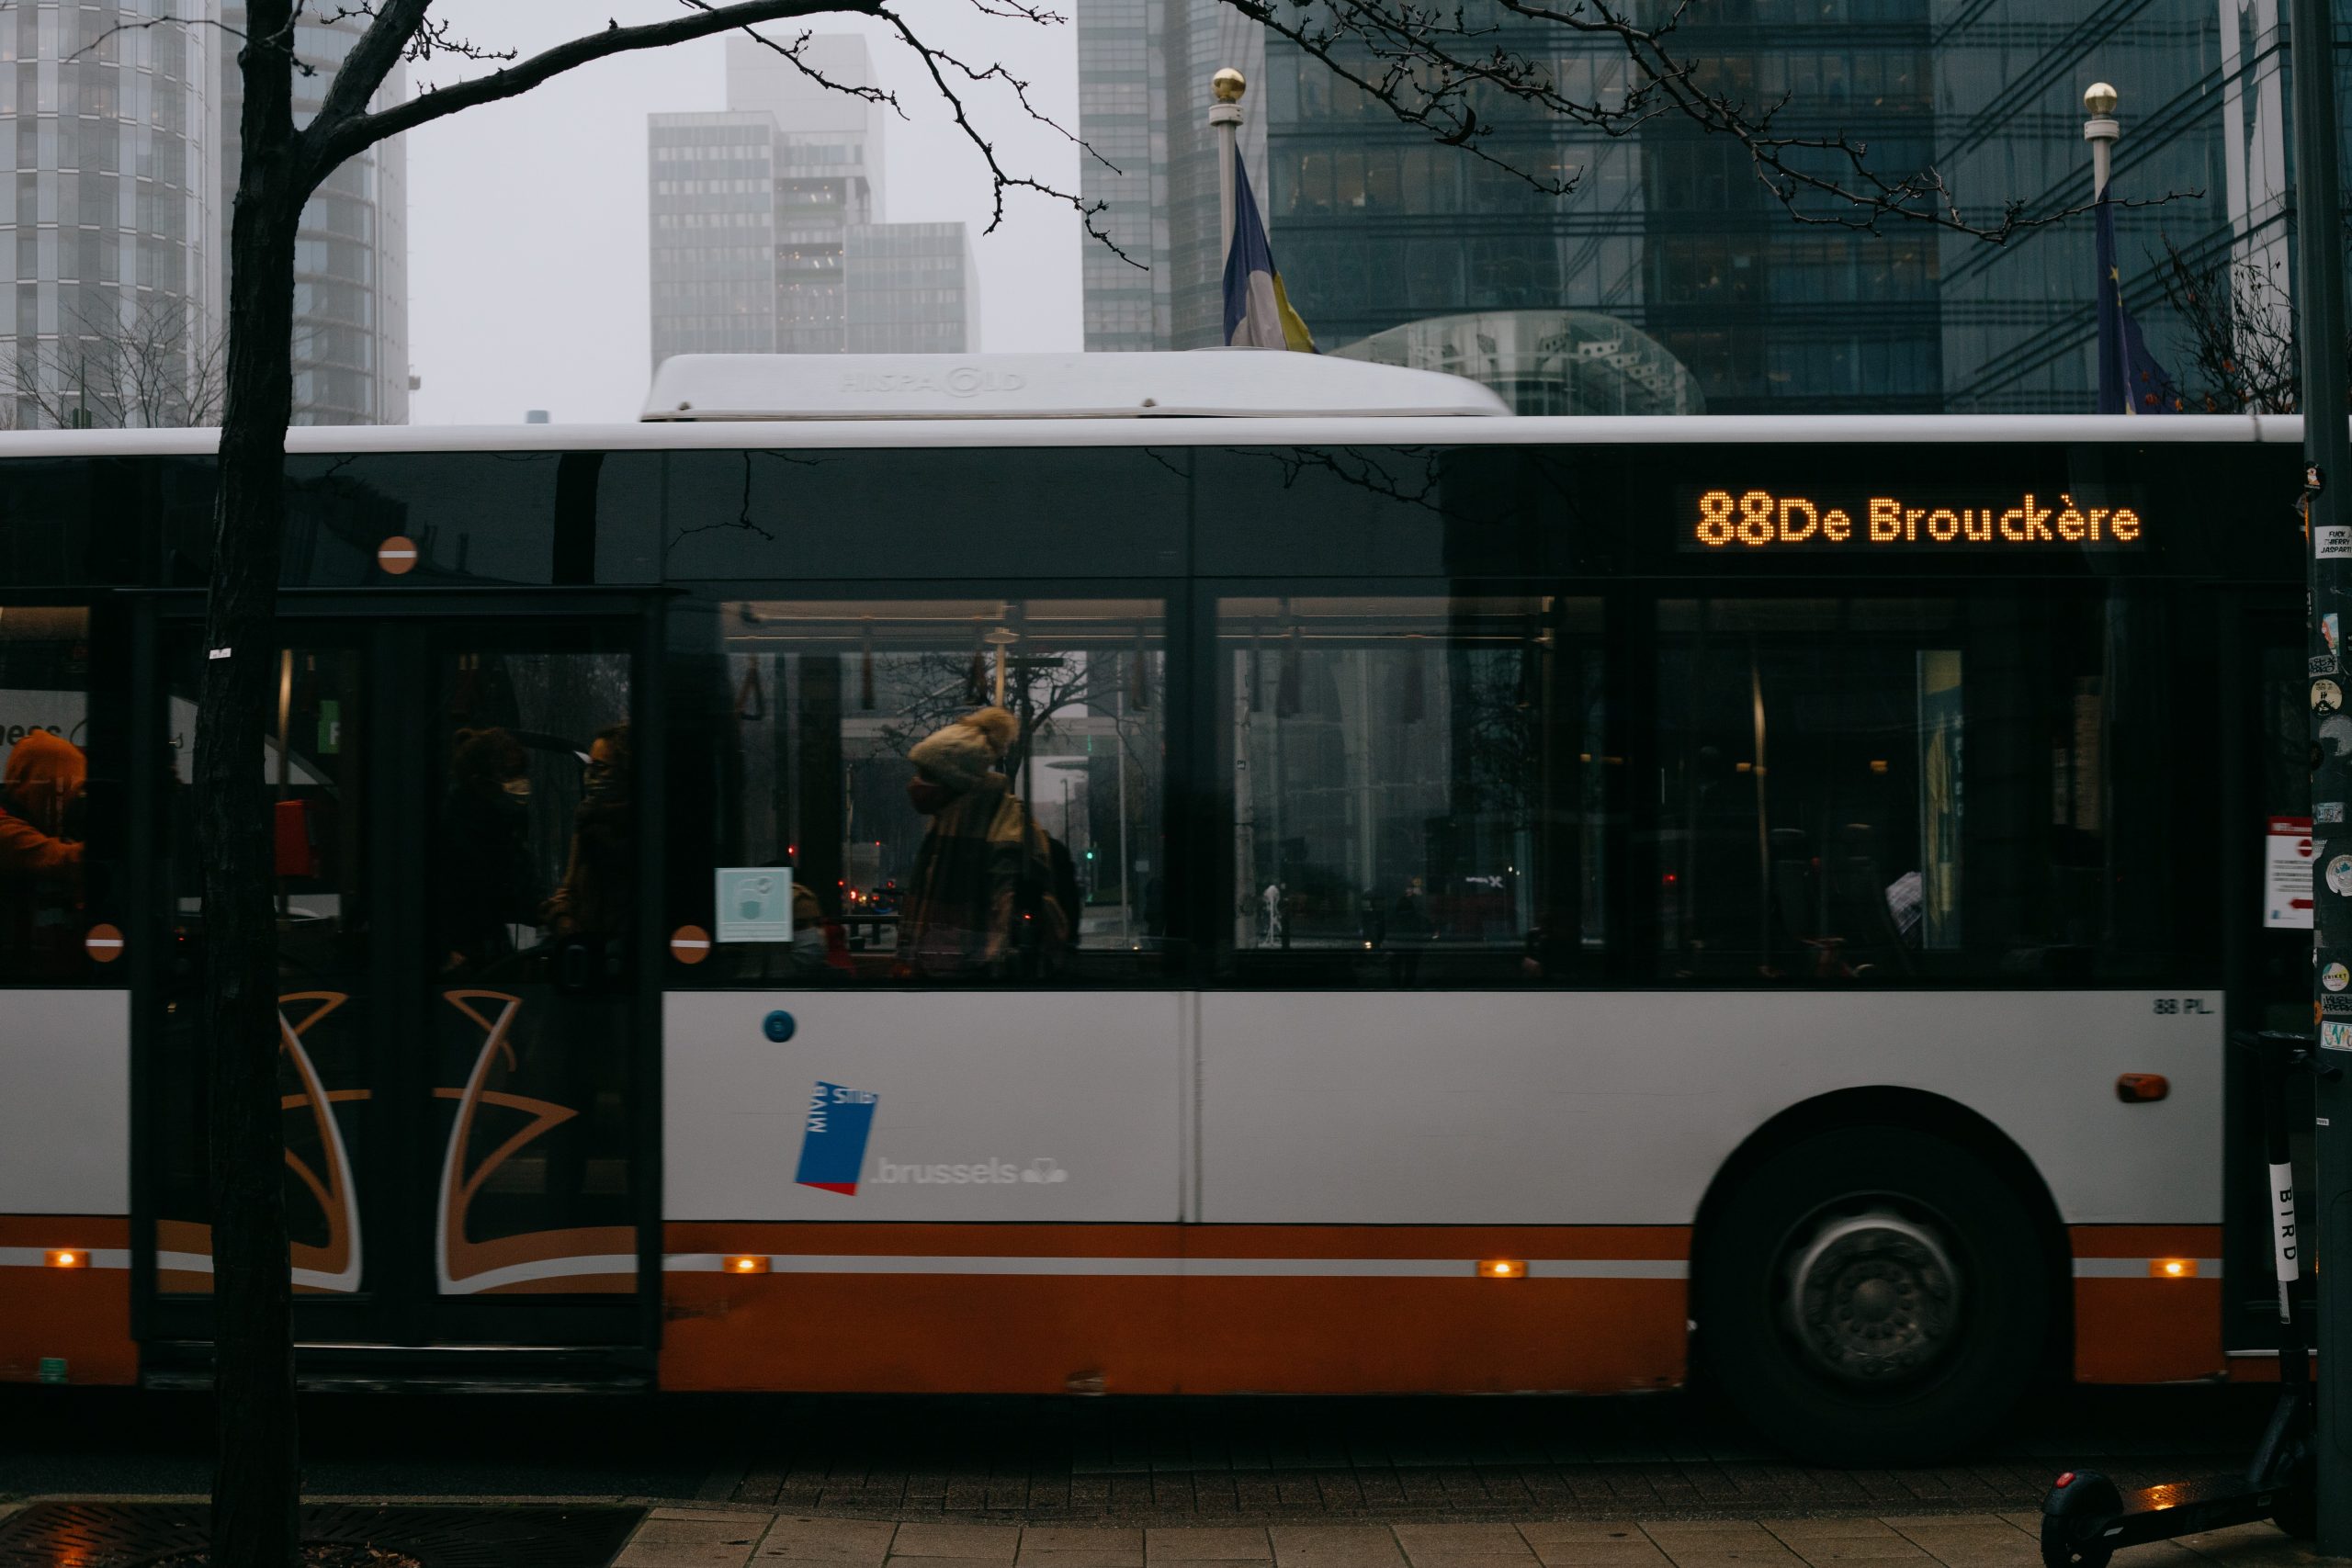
left=142, top=614, right=653, bottom=1372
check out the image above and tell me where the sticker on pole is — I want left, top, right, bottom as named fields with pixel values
left=2325, top=1021, right=2352, bottom=1053
left=2330, top=853, right=2352, bottom=897
left=2267, top=818, right=2316, bottom=928
left=2324, top=963, right=2347, bottom=993
left=2321, top=525, right=2352, bottom=559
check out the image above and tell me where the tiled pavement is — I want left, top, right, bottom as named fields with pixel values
left=697, top=1392, right=2260, bottom=1524
left=608, top=1509, right=2325, bottom=1568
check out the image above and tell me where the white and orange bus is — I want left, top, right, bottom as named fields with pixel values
left=0, top=354, right=2311, bottom=1461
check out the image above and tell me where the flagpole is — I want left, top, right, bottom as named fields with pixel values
left=2085, top=84, right=2123, bottom=413
left=1211, top=68, right=1244, bottom=270
left=2083, top=81, right=2117, bottom=198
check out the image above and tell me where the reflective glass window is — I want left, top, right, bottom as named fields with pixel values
left=1216, top=594, right=1608, bottom=986
left=1649, top=592, right=2206, bottom=981
left=676, top=596, right=1168, bottom=985
left=0, top=604, right=91, bottom=979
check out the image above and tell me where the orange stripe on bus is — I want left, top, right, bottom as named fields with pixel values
left=0, top=1216, right=134, bottom=1386
left=2069, top=1224, right=2223, bottom=1258
left=658, top=1223, right=1688, bottom=1394
left=2068, top=1225, right=2224, bottom=1383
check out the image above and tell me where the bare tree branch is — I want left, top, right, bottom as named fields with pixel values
left=1, top=297, right=226, bottom=430
left=300, top=0, right=888, bottom=192
left=692, top=0, right=1132, bottom=258
left=2156, top=228, right=2308, bottom=413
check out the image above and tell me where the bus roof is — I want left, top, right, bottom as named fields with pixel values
left=641, top=352, right=1514, bottom=421
left=0, top=410, right=2304, bottom=459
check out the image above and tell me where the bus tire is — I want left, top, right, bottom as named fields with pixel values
left=1696, top=1123, right=2049, bottom=1465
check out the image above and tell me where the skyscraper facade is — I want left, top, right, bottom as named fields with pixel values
left=0, top=2, right=220, bottom=429
left=1276, top=6, right=1939, bottom=412
left=1932, top=0, right=2277, bottom=412
left=649, top=35, right=977, bottom=366
left=1076, top=0, right=2307, bottom=415
left=847, top=223, right=980, bottom=352
left=1077, top=0, right=1264, bottom=350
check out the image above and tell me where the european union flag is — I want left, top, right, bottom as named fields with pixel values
left=2095, top=190, right=2180, bottom=414
left=1222, top=145, right=1317, bottom=353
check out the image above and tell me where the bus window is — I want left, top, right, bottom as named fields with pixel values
left=1214, top=594, right=1606, bottom=985
left=0, top=604, right=90, bottom=981
left=1650, top=592, right=2198, bottom=982
left=680, top=597, right=1167, bottom=984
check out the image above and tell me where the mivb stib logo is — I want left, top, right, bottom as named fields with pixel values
left=795, top=1079, right=878, bottom=1195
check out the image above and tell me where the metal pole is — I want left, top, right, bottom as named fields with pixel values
left=1211, top=68, right=1244, bottom=272
left=2083, top=82, right=2118, bottom=198
left=2290, top=0, right=2352, bottom=1537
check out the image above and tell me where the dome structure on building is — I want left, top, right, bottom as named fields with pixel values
left=1330, top=310, right=1703, bottom=416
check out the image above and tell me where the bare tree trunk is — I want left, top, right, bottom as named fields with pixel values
left=198, top=9, right=302, bottom=1564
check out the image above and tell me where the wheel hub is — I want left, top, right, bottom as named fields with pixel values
left=1784, top=1209, right=1960, bottom=1384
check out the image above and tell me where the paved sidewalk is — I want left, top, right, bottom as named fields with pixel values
left=610, top=1508, right=2325, bottom=1568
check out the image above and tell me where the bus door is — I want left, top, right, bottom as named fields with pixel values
left=2222, top=594, right=2314, bottom=1350
left=142, top=607, right=654, bottom=1364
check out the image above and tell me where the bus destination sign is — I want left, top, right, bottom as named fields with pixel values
left=1680, top=487, right=2145, bottom=553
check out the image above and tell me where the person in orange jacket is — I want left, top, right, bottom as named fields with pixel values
left=0, top=728, right=86, bottom=975
left=0, top=728, right=85, bottom=880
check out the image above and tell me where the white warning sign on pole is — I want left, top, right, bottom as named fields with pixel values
left=2268, top=816, right=2317, bottom=929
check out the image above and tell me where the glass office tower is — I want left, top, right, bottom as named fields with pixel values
left=1933, top=0, right=2271, bottom=412
left=848, top=223, right=979, bottom=353
left=1079, top=0, right=2336, bottom=412
left=0, top=2, right=220, bottom=429
left=1080, top=0, right=1940, bottom=409
left=1261, top=0, right=1943, bottom=412
left=650, top=35, right=978, bottom=363
left=1078, top=0, right=1265, bottom=350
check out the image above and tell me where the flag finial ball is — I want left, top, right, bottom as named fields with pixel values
left=1213, top=67, right=1247, bottom=103
left=2084, top=82, right=2119, bottom=116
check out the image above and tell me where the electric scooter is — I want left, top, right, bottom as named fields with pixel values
left=2039, top=1029, right=2317, bottom=1568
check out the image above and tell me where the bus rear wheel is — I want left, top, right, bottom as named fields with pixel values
left=1697, top=1124, right=2050, bottom=1465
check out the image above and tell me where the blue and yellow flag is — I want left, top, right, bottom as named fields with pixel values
left=1222, top=145, right=1316, bottom=352
left=2094, top=190, right=2179, bottom=414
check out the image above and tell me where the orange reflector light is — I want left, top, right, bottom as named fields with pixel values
left=45, top=1249, right=86, bottom=1269
left=2116, top=1073, right=2171, bottom=1103
left=1477, top=1259, right=1527, bottom=1280
left=2151, top=1258, right=2197, bottom=1279
left=724, top=1254, right=771, bottom=1275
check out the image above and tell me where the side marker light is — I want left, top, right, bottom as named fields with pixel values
left=1477, top=1259, right=1527, bottom=1280
left=45, top=1249, right=87, bottom=1269
left=2116, top=1073, right=2170, bottom=1103
left=724, top=1254, right=771, bottom=1275
left=2151, top=1258, right=2197, bottom=1279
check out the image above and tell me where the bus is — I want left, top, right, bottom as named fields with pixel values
left=0, top=352, right=2311, bottom=1463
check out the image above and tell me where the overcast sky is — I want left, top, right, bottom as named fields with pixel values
left=404, top=1, right=1085, bottom=427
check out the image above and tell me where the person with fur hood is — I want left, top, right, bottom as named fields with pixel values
left=897, top=705, right=1069, bottom=979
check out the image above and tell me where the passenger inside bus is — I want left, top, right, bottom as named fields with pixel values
left=0, top=728, right=85, bottom=973
left=896, top=705, right=1072, bottom=980
left=436, top=725, right=537, bottom=974
left=543, top=722, right=633, bottom=943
